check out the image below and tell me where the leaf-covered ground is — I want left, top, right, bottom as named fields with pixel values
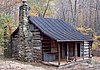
left=0, top=55, right=100, bottom=70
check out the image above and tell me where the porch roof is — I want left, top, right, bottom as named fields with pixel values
left=29, top=16, right=93, bottom=42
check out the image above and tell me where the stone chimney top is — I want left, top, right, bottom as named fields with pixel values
left=22, top=0, right=27, bottom=3
left=19, top=0, right=30, bottom=22
left=22, top=0, right=27, bottom=2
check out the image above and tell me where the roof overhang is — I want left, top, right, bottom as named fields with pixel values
left=57, top=39, right=93, bottom=42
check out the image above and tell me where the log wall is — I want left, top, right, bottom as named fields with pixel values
left=31, top=25, right=42, bottom=62
left=84, top=41, right=90, bottom=59
left=80, top=41, right=90, bottom=59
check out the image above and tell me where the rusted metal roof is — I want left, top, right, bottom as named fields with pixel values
left=29, top=16, right=93, bottom=42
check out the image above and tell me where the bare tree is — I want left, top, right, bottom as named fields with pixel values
left=43, top=0, right=50, bottom=17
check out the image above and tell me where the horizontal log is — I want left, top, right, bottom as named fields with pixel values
left=84, top=49, right=89, bottom=51
left=42, top=45, right=50, bottom=48
left=84, top=52, right=89, bottom=55
left=34, top=29, right=39, bottom=31
left=33, top=41, right=41, bottom=44
left=42, top=49, right=50, bottom=51
left=33, top=49, right=42, bottom=53
left=42, top=41, right=50, bottom=43
left=33, top=47, right=41, bottom=49
left=33, top=35, right=41, bottom=40
left=84, top=44, right=89, bottom=46
left=84, top=47, right=89, bottom=49
left=33, top=44, right=42, bottom=47
left=84, top=42, right=89, bottom=44
left=33, top=40, right=41, bottom=42
left=33, top=37, right=41, bottom=40
left=33, top=32, right=40, bottom=35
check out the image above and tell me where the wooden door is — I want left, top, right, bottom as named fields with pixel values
left=68, top=42, right=75, bottom=57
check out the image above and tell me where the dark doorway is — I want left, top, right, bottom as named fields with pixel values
left=68, top=42, right=75, bottom=57
left=64, top=43, right=67, bottom=56
left=77, top=43, right=80, bottom=57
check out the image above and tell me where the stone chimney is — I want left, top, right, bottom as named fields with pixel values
left=19, top=0, right=30, bottom=23
left=18, top=0, right=32, bottom=62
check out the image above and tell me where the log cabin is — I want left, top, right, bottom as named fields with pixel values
left=4, top=0, right=93, bottom=66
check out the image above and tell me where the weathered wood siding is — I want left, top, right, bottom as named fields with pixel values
left=80, top=41, right=90, bottom=59
left=80, top=42, right=83, bottom=57
left=84, top=41, right=89, bottom=59
left=30, top=24, right=42, bottom=62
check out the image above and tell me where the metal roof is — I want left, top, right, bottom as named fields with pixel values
left=29, top=16, right=93, bottom=42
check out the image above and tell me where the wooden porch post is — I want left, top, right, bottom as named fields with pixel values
left=75, top=42, right=77, bottom=61
left=42, top=44, right=43, bottom=61
left=89, top=47, right=91, bottom=58
left=83, top=42, right=84, bottom=60
left=89, top=42, right=92, bottom=58
left=58, top=43, right=60, bottom=66
left=61, top=43, right=64, bottom=59
left=67, top=43, right=69, bottom=61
